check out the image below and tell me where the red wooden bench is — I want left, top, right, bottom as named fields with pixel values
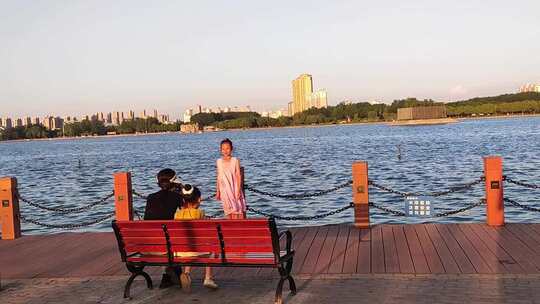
left=112, top=218, right=296, bottom=303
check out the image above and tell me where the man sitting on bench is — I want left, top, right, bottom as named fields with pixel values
left=144, top=168, right=184, bottom=288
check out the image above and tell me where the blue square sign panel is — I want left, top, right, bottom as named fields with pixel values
left=405, top=196, right=433, bottom=217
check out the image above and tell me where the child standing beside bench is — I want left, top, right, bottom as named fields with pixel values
left=174, top=184, right=219, bottom=292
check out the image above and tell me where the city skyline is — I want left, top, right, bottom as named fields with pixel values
left=1, top=1, right=540, bottom=118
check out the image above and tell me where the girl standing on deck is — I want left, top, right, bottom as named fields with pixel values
left=216, top=138, right=246, bottom=219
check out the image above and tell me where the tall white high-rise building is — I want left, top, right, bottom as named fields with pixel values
left=307, top=89, right=328, bottom=109
left=183, top=109, right=194, bottom=123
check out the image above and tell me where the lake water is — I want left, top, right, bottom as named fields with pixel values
left=1, top=117, right=539, bottom=234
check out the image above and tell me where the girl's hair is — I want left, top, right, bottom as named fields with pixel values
left=181, top=184, right=201, bottom=203
left=157, top=168, right=176, bottom=190
left=220, top=138, right=233, bottom=149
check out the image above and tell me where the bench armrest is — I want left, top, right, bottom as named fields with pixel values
left=278, top=230, right=293, bottom=254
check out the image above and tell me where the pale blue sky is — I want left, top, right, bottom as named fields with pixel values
left=1, top=0, right=539, bottom=119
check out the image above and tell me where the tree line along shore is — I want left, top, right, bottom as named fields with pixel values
left=1, top=92, right=540, bottom=141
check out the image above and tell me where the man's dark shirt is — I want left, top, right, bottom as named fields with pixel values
left=144, top=190, right=183, bottom=220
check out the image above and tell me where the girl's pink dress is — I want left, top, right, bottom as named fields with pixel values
left=217, top=157, right=246, bottom=215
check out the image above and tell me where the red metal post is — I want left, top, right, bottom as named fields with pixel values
left=483, top=156, right=504, bottom=226
left=114, top=172, right=133, bottom=221
left=0, top=177, right=21, bottom=240
left=352, top=161, right=369, bottom=228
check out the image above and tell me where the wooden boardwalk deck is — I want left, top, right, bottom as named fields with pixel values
left=2, top=223, right=540, bottom=279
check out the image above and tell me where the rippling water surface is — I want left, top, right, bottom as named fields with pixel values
left=1, top=117, right=539, bottom=234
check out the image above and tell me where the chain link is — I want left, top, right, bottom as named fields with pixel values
left=20, top=213, right=115, bottom=230
left=133, top=208, right=144, bottom=220
left=132, top=190, right=148, bottom=200
left=133, top=190, right=216, bottom=202
left=504, top=197, right=540, bottom=213
left=203, top=194, right=216, bottom=201
left=434, top=199, right=485, bottom=217
left=368, top=202, right=407, bottom=216
left=368, top=177, right=485, bottom=197
left=368, top=181, right=409, bottom=197
left=504, top=177, right=540, bottom=190
left=246, top=202, right=354, bottom=221
left=16, top=191, right=114, bottom=214
left=244, top=180, right=353, bottom=200
left=369, top=199, right=485, bottom=217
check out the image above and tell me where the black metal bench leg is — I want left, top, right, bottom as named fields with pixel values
left=286, top=259, right=297, bottom=295
left=141, top=271, right=153, bottom=290
left=124, top=272, right=138, bottom=299
left=275, top=267, right=286, bottom=304
left=124, top=265, right=153, bottom=299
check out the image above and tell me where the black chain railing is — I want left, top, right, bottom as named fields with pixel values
left=19, top=213, right=115, bottom=230
left=368, top=177, right=485, bottom=197
left=369, top=199, right=485, bottom=218
left=368, top=202, right=407, bottom=216
left=132, top=190, right=148, bottom=200
left=244, top=180, right=353, bottom=199
left=16, top=191, right=114, bottom=214
left=132, top=190, right=216, bottom=202
left=504, top=197, right=540, bottom=213
left=434, top=199, right=485, bottom=217
left=11, top=173, right=539, bottom=232
left=246, top=202, right=354, bottom=221
left=504, top=177, right=540, bottom=189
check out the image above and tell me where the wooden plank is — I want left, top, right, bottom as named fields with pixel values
left=64, top=234, right=120, bottom=277
left=479, top=225, right=540, bottom=273
left=430, top=224, right=469, bottom=274
left=0, top=233, right=85, bottom=278
left=531, top=224, right=540, bottom=236
left=446, top=224, right=493, bottom=273
left=291, top=226, right=319, bottom=274
left=0, top=234, right=50, bottom=250
left=327, top=225, right=350, bottom=274
left=381, top=225, right=399, bottom=273
left=415, top=224, right=444, bottom=273
left=392, top=225, right=414, bottom=274
left=342, top=227, right=360, bottom=274
left=357, top=239, right=371, bottom=273
left=496, top=226, right=540, bottom=270
left=313, top=225, right=339, bottom=274
left=467, top=224, right=523, bottom=274
left=360, top=228, right=370, bottom=241
left=4, top=224, right=540, bottom=279
left=505, top=224, right=540, bottom=255
left=33, top=233, right=97, bottom=278
left=371, top=225, right=385, bottom=273
left=517, top=224, right=540, bottom=246
left=299, top=226, right=329, bottom=274
left=457, top=224, right=508, bottom=274
left=37, top=233, right=114, bottom=278
left=403, top=225, right=430, bottom=274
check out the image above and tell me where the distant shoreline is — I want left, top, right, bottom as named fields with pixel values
left=455, top=113, right=540, bottom=121
left=1, top=113, right=539, bottom=144
left=0, top=131, right=177, bottom=144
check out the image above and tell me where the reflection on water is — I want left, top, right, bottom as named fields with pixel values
left=1, top=117, right=539, bottom=233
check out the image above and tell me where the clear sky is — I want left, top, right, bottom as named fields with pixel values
left=1, top=0, right=539, bottom=119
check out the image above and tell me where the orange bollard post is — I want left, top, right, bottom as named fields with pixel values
left=114, top=172, right=133, bottom=221
left=352, top=162, right=369, bottom=228
left=483, top=156, right=504, bottom=226
left=0, top=177, right=21, bottom=240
